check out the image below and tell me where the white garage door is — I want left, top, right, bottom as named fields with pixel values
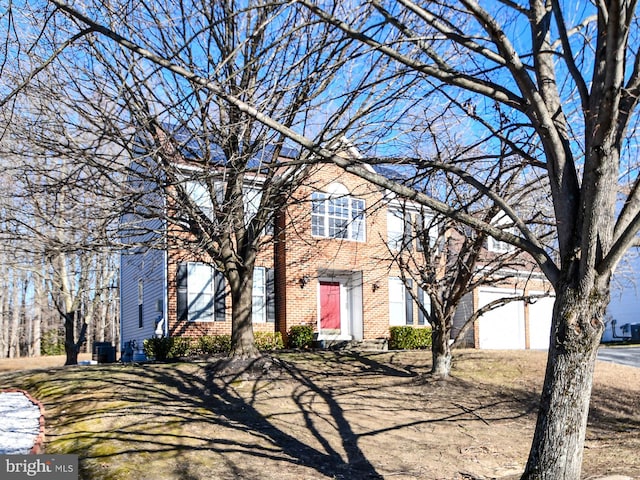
left=528, top=293, right=555, bottom=349
left=478, top=288, right=525, bottom=349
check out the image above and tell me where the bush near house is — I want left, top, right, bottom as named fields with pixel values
left=389, top=326, right=432, bottom=350
left=196, top=335, right=231, bottom=355
left=143, top=337, right=181, bottom=361
left=288, top=325, right=314, bottom=349
left=144, top=333, right=284, bottom=360
left=254, top=332, right=284, bottom=351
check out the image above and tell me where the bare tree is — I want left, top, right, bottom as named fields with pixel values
left=14, top=0, right=640, bottom=476
left=291, top=3, right=640, bottom=478
left=36, top=0, right=407, bottom=359
left=0, top=79, right=121, bottom=363
left=385, top=141, right=553, bottom=378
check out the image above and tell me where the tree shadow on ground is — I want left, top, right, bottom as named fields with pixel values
left=8, top=351, right=636, bottom=479
left=33, top=353, right=406, bottom=479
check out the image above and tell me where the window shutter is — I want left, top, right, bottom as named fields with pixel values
left=405, top=278, right=413, bottom=325
left=418, top=287, right=425, bottom=325
left=177, top=263, right=188, bottom=322
left=266, top=268, right=275, bottom=323
left=214, top=270, right=226, bottom=322
left=419, top=287, right=432, bottom=326
left=403, top=213, right=413, bottom=251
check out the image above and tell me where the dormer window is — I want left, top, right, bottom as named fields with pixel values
left=311, top=183, right=365, bottom=241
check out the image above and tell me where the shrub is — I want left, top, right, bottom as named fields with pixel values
left=170, top=337, right=193, bottom=357
left=389, top=326, right=432, bottom=350
left=143, top=337, right=194, bottom=361
left=143, top=337, right=172, bottom=361
left=197, top=335, right=231, bottom=355
left=288, top=325, right=314, bottom=349
left=254, top=332, right=284, bottom=351
left=145, top=331, right=286, bottom=360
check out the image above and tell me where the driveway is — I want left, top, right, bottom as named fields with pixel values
left=597, top=346, right=640, bottom=368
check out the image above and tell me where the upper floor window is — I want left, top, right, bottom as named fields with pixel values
left=387, top=208, right=438, bottom=252
left=488, top=214, right=516, bottom=253
left=311, top=184, right=365, bottom=241
left=416, top=212, right=439, bottom=252
left=387, top=209, right=411, bottom=250
left=185, top=180, right=223, bottom=221
left=184, top=179, right=272, bottom=235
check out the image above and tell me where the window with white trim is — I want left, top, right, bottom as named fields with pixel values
left=387, top=209, right=415, bottom=251
left=176, top=262, right=226, bottom=323
left=417, top=287, right=432, bottom=325
left=387, top=210, right=405, bottom=250
left=184, top=180, right=273, bottom=235
left=186, top=263, right=216, bottom=322
left=311, top=187, right=366, bottom=241
left=389, top=277, right=407, bottom=326
left=416, top=212, right=439, bottom=251
left=252, top=267, right=266, bottom=323
left=389, top=277, right=428, bottom=326
left=488, top=214, right=516, bottom=253
left=243, top=185, right=261, bottom=225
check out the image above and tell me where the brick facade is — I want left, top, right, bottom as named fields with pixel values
left=143, top=160, right=552, bottom=349
left=275, top=163, right=403, bottom=341
left=162, top=161, right=428, bottom=343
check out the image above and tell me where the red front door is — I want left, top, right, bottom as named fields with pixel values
left=320, top=282, right=341, bottom=330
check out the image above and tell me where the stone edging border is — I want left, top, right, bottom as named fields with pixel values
left=1, top=388, right=45, bottom=454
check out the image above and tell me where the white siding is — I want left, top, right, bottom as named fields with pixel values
left=119, top=158, right=168, bottom=355
left=604, top=247, right=640, bottom=342
left=528, top=293, right=555, bottom=349
left=119, top=247, right=166, bottom=354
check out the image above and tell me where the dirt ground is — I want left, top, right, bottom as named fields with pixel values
left=0, top=349, right=638, bottom=480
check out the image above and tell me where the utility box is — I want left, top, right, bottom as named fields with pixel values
left=631, top=324, right=640, bottom=342
left=92, top=342, right=116, bottom=363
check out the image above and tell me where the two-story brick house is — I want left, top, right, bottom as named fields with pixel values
left=119, top=147, right=555, bottom=355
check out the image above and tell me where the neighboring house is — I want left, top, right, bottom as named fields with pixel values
left=120, top=143, right=555, bottom=354
left=602, top=247, right=640, bottom=343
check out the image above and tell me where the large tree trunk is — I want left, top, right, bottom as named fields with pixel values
left=522, top=284, right=606, bottom=479
left=64, top=311, right=87, bottom=365
left=229, top=272, right=260, bottom=359
left=430, top=319, right=451, bottom=378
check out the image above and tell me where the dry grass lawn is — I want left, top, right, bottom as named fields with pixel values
left=0, top=349, right=638, bottom=480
